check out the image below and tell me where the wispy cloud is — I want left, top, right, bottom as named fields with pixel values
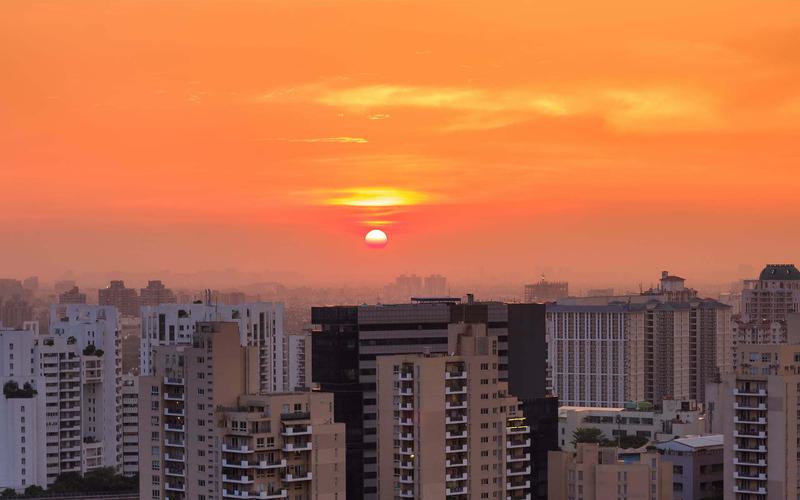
left=297, top=187, right=431, bottom=207
left=267, top=136, right=368, bottom=144
left=260, top=83, right=720, bottom=133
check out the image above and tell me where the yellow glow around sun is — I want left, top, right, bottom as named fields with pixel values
left=326, top=187, right=427, bottom=207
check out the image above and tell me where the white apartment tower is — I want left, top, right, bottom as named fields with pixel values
left=121, top=374, right=139, bottom=476
left=736, top=264, right=800, bottom=346
left=0, top=305, right=122, bottom=491
left=140, top=302, right=308, bottom=393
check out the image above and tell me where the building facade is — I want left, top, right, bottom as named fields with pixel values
left=0, top=305, right=122, bottom=491
left=218, top=392, right=346, bottom=500
left=706, top=313, right=800, bottom=499
left=558, top=400, right=706, bottom=451
left=140, top=302, right=305, bottom=393
left=138, top=280, right=176, bottom=308
left=548, top=443, right=673, bottom=500
left=548, top=271, right=732, bottom=407
left=375, top=322, right=532, bottom=499
left=312, top=299, right=553, bottom=500
left=58, top=286, right=87, bottom=304
left=524, top=279, right=569, bottom=303
left=99, top=281, right=140, bottom=317
left=121, top=374, right=139, bottom=477
left=655, top=434, right=723, bottom=500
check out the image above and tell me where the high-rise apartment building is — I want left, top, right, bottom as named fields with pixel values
left=140, top=302, right=306, bottom=393
left=548, top=443, right=673, bottom=499
left=0, top=305, right=122, bottom=491
left=139, top=321, right=258, bottom=500
left=312, top=298, right=554, bottom=500
left=735, top=264, right=800, bottom=347
left=58, top=286, right=87, bottom=304
left=706, top=313, right=800, bottom=499
left=139, top=321, right=341, bottom=500
left=121, top=374, right=139, bottom=477
left=139, top=280, right=176, bottom=307
left=0, top=295, right=33, bottom=329
left=99, top=280, right=140, bottom=317
left=524, top=278, right=569, bottom=303
left=548, top=271, right=732, bottom=406
left=423, top=274, right=447, bottom=296
left=218, top=392, right=346, bottom=500
left=375, top=321, right=532, bottom=499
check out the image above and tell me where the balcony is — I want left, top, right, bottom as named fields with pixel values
left=399, top=372, right=413, bottom=381
left=165, top=439, right=185, bottom=448
left=164, top=407, right=185, bottom=417
left=734, top=472, right=767, bottom=481
left=734, top=430, right=767, bottom=439
left=164, top=392, right=185, bottom=401
left=733, top=444, right=767, bottom=453
left=446, top=415, right=467, bottom=425
left=734, top=458, right=766, bottom=467
left=445, top=385, right=467, bottom=395
left=446, top=458, right=468, bottom=468
left=282, top=425, right=312, bottom=436
left=399, top=474, right=414, bottom=484
left=445, top=401, right=467, bottom=410
left=283, top=442, right=312, bottom=452
left=165, top=468, right=185, bottom=477
left=735, top=402, right=767, bottom=411
left=733, top=486, right=767, bottom=495
left=399, top=387, right=413, bottom=396
left=398, top=432, right=414, bottom=441
left=445, top=371, right=467, bottom=380
left=734, top=388, right=767, bottom=396
left=507, top=425, right=530, bottom=435
left=734, top=416, right=766, bottom=425
left=165, top=423, right=185, bottom=432
left=507, top=465, right=531, bottom=476
left=399, top=447, right=414, bottom=456
left=446, top=444, right=467, bottom=454
left=223, top=444, right=252, bottom=454
left=399, top=489, right=415, bottom=498
left=507, top=438, right=531, bottom=449
left=397, top=417, right=414, bottom=426
left=223, top=474, right=255, bottom=484
left=446, top=486, right=468, bottom=496
left=507, top=453, right=530, bottom=463
left=164, top=377, right=184, bottom=385
left=283, top=471, right=312, bottom=482
left=446, top=472, right=467, bottom=481
left=223, top=490, right=288, bottom=499
left=507, top=480, right=531, bottom=491
left=223, top=458, right=287, bottom=469
left=164, top=453, right=185, bottom=462
left=399, top=402, right=414, bottom=411
left=165, top=482, right=185, bottom=492
left=446, top=431, right=467, bottom=440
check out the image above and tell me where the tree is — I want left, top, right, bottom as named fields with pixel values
left=571, top=427, right=607, bottom=445
left=23, top=485, right=45, bottom=497
left=0, top=489, right=16, bottom=499
left=618, top=434, right=649, bottom=449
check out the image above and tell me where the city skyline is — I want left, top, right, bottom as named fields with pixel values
left=3, top=0, right=800, bottom=283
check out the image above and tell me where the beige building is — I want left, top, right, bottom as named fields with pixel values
left=375, top=322, right=532, bottom=499
left=706, top=313, right=800, bottom=499
left=139, top=321, right=343, bottom=500
left=218, top=392, right=345, bottom=500
left=558, top=400, right=706, bottom=451
left=548, top=443, right=673, bottom=500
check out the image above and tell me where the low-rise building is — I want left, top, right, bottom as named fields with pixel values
left=558, top=400, right=706, bottom=451
left=655, top=434, right=723, bottom=500
left=548, top=443, right=673, bottom=500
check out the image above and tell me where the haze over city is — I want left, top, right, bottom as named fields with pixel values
left=3, top=0, right=800, bottom=286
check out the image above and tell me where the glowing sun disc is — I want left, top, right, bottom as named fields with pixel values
left=365, top=229, right=388, bottom=248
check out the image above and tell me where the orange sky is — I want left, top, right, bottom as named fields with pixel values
left=2, top=0, right=799, bottom=285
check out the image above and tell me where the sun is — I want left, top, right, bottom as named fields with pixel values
left=365, top=229, right=388, bottom=249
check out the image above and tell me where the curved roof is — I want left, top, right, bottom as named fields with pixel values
left=759, top=264, right=800, bottom=281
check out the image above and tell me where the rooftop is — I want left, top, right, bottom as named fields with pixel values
left=759, top=264, right=800, bottom=281
left=655, top=434, right=723, bottom=452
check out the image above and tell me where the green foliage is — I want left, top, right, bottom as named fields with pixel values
left=3, top=381, right=37, bottom=399
left=571, top=427, right=607, bottom=445
left=618, top=434, right=649, bottom=449
left=0, top=489, right=17, bottom=498
left=22, top=485, right=45, bottom=497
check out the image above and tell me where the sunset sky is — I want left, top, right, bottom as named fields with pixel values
left=2, top=0, right=799, bottom=286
